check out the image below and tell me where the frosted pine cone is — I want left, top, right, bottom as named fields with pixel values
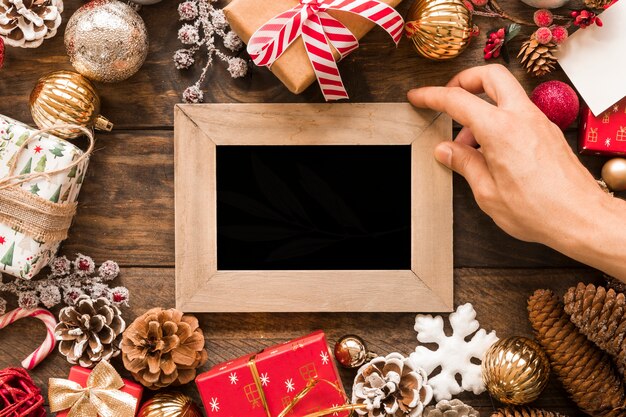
left=98, top=260, right=120, bottom=281
left=55, top=295, right=126, bottom=368
left=121, top=308, right=207, bottom=390
left=18, top=291, right=39, bottom=310
left=50, top=255, right=71, bottom=276
left=424, top=400, right=478, bottom=417
left=0, top=0, right=64, bottom=48
left=353, top=352, right=433, bottom=417
left=73, top=254, right=94, bottom=276
left=178, top=0, right=197, bottom=20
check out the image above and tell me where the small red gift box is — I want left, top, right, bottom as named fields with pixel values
left=55, top=366, right=143, bottom=417
left=579, top=98, right=626, bottom=156
left=196, top=331, right=349, bottom=417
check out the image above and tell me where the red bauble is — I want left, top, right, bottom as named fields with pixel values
left=0, top=368, right=45, bottom=417
left=530, top=81, right=579, bottom=130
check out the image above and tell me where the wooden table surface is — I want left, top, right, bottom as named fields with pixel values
left=0, top=0, right=617, bottom=415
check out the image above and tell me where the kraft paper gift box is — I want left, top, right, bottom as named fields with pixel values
left=0, top=115, right=89, bottom=279
left=196, top=331, right=350, bottom=417
left=579, top=98, right=626, bottom=156
left=224, top=0, right=403, bottom=95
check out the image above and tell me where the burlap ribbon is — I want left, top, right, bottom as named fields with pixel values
left=48, top=361, right=137, bottom=417
left=0, top=124, right=94, bottom=242
left=247, top=354, right=366, bottom=417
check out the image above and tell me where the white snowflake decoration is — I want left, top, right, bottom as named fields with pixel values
left=409, top=303, right=498, bottom=401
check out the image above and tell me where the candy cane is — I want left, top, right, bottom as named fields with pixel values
left=0, top=307, right=57, bottom=370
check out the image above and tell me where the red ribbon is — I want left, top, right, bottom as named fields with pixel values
left=248, top=0, right=404, bottom=100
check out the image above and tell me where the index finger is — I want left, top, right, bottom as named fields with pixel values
left=446, top=64, right=529, bottom=108
left=407, top=86, right=496, bottom=129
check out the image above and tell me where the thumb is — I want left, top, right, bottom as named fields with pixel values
left=435, top=141, right=495, bottom=195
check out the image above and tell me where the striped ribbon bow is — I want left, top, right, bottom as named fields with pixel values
left=247, top=0, right=404, bottom=101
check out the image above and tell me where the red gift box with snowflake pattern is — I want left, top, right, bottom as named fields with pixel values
left=195, top=331, right=349, bottom=417
left=579, top=98, right=626, bottom=156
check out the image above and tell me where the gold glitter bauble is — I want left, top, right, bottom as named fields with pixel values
left=602, top=158, right=626, bottom=192
left=138, top=392, right=203, bottom=417
left=404, top=0, right=474, bottom=60
left=482, top=337, right=550, bottom=405
left=64, top=0, right=149, bottom=83
left=29, top=70, right=113, bottom=139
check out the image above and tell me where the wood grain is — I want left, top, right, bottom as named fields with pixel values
left=0, top=267, right=601, bottom=416
left=0, top=0, right=617, bottom=415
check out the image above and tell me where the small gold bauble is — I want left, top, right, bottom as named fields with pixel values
left=64, top=0, right=149, bottom=83
left=334, top=334, right=377, bottom=369
left=404, top=0, right=475, bottom=60
left=602, top=158, right=626, bottom=192
left=138, top=392, right=203, bottom=417
left=482, top=337, right=550, bottom=405
left=29, top=71, right=113, bottom=140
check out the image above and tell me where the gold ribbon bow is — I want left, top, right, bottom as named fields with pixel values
left=248, top=354, right=365, bottom=417
left=48, top=361, right=137, bottom=417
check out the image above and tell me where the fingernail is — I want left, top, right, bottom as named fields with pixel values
left=434, top=142, right=452, bottom=167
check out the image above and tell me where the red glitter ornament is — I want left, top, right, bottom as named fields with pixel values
left=535, top=27, right=553, bottom=44
left=0, top=368, right=45, bottom=417
left=531, top=81, right=579, bottom=130
left=551, top=26, right=568, bottom=44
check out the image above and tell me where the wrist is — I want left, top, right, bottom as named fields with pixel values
left=548, top=191, right=626, bottom=279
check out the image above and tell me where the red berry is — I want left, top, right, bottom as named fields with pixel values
left=535, top=27, right=553, bottom=44
left=551, top=26, right=568, bottom=44
left=533, top=9, right=553, bottom=27
left=596, top=17, right=603, bottom=26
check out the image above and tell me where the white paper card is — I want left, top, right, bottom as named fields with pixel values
left=557, top=0, right=626, bottom=116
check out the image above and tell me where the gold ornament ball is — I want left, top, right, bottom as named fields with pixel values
left=602, top=158, right=626, bottom=192
left=29, top=70, right=113, bottom=140
left=334, top=334, right=376, bottom=369
left=138, top=392, right=203, bottom=417
left=404, top=0, right=475, bottom=60
left=65, top=0, right=149, bottom=83
left=482, top=337, right=550, bottom=405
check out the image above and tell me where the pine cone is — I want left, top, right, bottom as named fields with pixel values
left=55, top=295, right=126, bottom=368
left=528, top=289, right=626, bottom=417
left=584, top=0, right=612, bottom=8
left=491, top=407, right=568, bottom=417
left=0, top=0, right=63, bottom=48
left=564, top=283, right=626, bottom=375
left=424, top=399, right=478, bottom=417
left=352, top=352, right=433, bottom=417
left=121, top=308, right=208, bottom=390
left=518, top=36, right=558, bottom=77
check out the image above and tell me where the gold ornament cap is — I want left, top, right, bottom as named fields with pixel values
left=138, top=392, right=202, bottom=417
left=404, top=0, right=475, bottom=60
left=601, top=158, right=626, bottom=192
left=29, top=70, right=113, bottom=140
left=482, top=337, right=550, bottom=405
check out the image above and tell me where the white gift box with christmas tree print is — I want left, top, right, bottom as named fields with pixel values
left=0, top=115, right=89, bottom=279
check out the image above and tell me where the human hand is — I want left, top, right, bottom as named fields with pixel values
left=407, top=64, right=608, bottom=247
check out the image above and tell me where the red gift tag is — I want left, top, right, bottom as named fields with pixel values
left=196, top=331, right=349, bottom=417
left=579, top=98, right=626, bottom=156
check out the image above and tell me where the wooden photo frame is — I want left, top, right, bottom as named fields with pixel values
left=174, top=103, right=452, bottom=312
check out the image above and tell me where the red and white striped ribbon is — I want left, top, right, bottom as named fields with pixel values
left=248, top=0, right=404, bottom=101
left=0, top=307, right=57, bottom=369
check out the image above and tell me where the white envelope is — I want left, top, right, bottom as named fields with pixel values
left=557, top=0, right=626, bottom=116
